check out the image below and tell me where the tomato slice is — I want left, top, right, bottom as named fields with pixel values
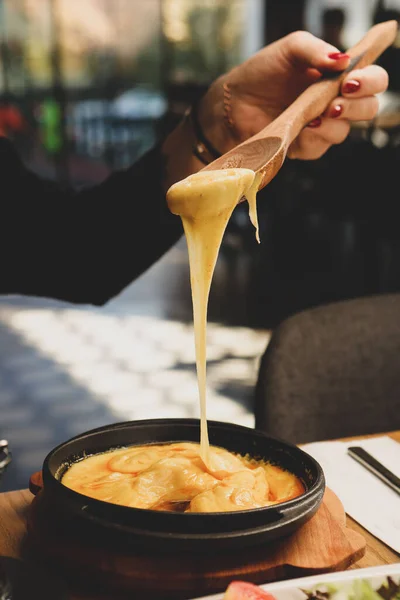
left=223, top=581, right=277, bottom=600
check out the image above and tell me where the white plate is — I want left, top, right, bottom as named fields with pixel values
left=193, top=564, right=400, bottom=599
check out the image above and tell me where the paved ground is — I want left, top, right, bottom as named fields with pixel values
left=0, top=240, right=270, bottom=491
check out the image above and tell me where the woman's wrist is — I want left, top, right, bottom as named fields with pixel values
left=160, top=75, right=239, bottom=192
left=189, top=101, right=222, bottom=165
left=196, top=75, right=238, bottom=157
left=161, top=109, right=205, bottom=192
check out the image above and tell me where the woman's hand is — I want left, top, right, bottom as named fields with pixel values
left=199, top=30, right=389, bottom=161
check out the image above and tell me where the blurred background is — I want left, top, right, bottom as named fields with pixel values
left=1, top=0, right=400, bottom=491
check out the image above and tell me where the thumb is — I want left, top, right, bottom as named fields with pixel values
left=284, top=31, right=350, bottom=73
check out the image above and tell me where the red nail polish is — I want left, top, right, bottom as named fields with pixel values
left=308, top=117, right=322, bottom=128
left=330, top=105, right=343, bottom=118
left=343, top=79, right=360, bottom=94
left=328, top=52, right=350, bottom=60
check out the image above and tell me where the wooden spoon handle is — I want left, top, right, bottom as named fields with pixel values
left=265, top=20, right=398, bottom=145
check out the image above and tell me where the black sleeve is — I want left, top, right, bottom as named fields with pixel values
left=0, top=137, right=183, bottom=305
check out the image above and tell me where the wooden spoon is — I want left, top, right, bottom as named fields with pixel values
left=201, top=20, right=398, bottom=191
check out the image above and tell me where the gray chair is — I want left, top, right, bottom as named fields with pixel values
left=254, top=293, right=400, bottom=444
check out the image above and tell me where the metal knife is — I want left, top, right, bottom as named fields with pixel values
left=347, top=445, right=400, bottom=496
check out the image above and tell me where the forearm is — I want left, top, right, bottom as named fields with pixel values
left=0, top=83, right=232, bottom=306
left=1, top=139, right=183, bottom=305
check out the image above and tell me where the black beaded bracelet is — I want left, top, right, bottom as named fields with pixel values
left=190, top=99, right=222, bottom=165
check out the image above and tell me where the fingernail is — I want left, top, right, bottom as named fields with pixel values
left=343, top=79, right=361, bottom=94
left=328, top=52, right=350, bottom=60
left=330, top=104, right=343, bottom=118
left=308, top=117, right=322, bottom=128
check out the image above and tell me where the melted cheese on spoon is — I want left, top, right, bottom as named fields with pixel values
left=166, top=168, right=262, bottom=467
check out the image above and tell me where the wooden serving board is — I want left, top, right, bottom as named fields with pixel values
left=25, top=475, right=366, bottom=600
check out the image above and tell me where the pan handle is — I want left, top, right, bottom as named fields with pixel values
left=29, top=471, right=44, bottom=496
